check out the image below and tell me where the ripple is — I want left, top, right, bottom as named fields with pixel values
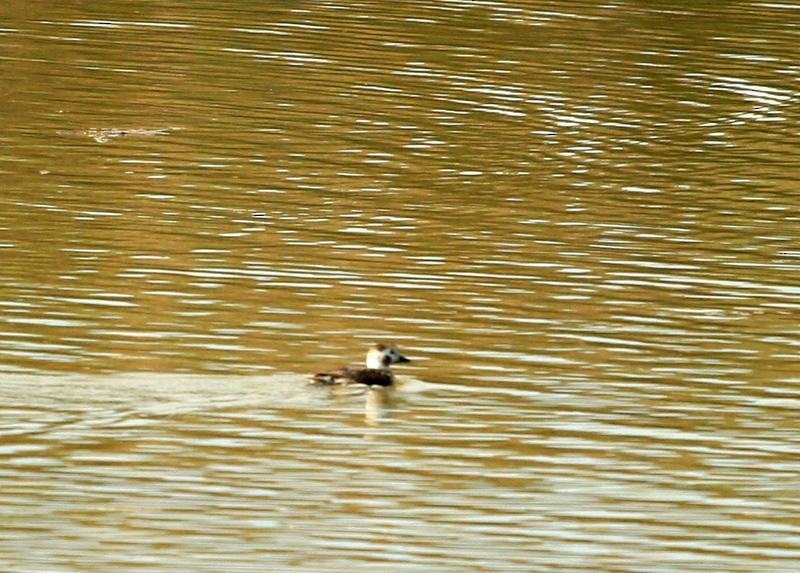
left=4, top=0, right=800, bottom=570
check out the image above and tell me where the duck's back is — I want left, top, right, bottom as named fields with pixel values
left=311, top=366, right=394, bottom=387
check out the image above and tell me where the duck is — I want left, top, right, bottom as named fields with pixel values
left=310, top=343, right=411, bottom=387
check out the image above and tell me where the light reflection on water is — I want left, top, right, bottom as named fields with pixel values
left=3, top=372, right=800, bottom=571
left=2, top=0, right=800, bottom=570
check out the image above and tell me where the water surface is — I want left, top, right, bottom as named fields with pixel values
left=2, top=0, right=800, bottom=571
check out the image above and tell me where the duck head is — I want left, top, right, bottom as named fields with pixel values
left=365, top=344, right=411, bottom=369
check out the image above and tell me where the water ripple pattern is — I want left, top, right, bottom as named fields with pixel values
left=2, top=0, right=800, bottom=571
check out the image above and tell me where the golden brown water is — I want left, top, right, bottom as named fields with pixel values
left=2, top=1, right=800, bottom=571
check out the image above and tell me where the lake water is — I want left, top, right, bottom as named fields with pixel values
left=2, top=1, right=800, bottom=571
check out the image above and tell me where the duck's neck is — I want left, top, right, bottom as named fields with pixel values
left=366, top=354, right=388, bottom=369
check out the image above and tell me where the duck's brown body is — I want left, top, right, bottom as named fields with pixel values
left=310, top=344, right=410, bottom=387
left=311, top=366, right=396, bottom=387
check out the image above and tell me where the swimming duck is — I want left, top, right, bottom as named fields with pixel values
left=310, top=343, right=411, bottom=387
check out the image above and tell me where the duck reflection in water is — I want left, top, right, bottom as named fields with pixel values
left=364, top=385, right=396, bottom=423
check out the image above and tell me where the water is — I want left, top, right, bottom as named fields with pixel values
left=2, top=1, right=800, bottom=570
